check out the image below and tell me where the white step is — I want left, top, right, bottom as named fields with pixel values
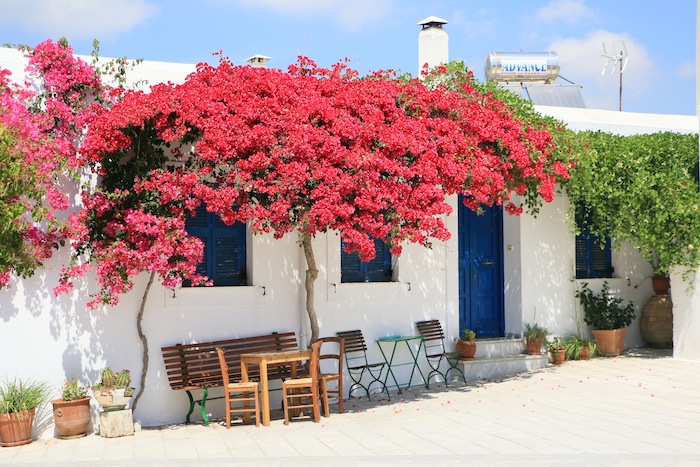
left=456, top=337, right=549, bottom=381
left=472, top=337, right=526, bottom=358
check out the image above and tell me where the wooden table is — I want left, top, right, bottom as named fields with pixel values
left=240, top=348, right=312, bottom=426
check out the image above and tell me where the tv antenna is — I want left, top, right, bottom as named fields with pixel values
left=601, top=40, right=628, bottom=111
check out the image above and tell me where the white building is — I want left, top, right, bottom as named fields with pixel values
left=0, top=18, right=698, bottom=439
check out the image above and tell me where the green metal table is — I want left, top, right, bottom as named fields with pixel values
left=376, top=335, right=428, bottom=393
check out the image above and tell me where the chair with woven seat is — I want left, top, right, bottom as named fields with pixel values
left=315, top=336, right=345, bottom=417
left=281, top=340, right=321, bottom=425
left=336, top=330, right=388, bottom=400
left=415, top=320, right=466, bottom=386
left=215, top=348, right=260, bottom=428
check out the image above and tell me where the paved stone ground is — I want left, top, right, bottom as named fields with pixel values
left=1, top=348, right=699, bottom=466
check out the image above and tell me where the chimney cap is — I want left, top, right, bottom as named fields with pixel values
left=245, top=54, right=272, bottom=64
left=418, top=16, right=448, bottom=28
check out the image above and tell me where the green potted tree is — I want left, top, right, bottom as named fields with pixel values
left=523, top=323, right=549, bottom=355
left=576, top=282, right=636, bottom=356
left=52, top=378, right=91, bottom=439
left=455, top=329, right=477, bottom=359
left=547, top=336, right=566, bottom=364
left=0, top=378, right=50, bottom=447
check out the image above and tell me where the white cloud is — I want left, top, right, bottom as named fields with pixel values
left=677, top=61, right=695, bottom=79
left=0, top=0, right=158, bottom=38
left=536, top=0, right=593, bottom=24
left=549, top=30, right=654, bottom=111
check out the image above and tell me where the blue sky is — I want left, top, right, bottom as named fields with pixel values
left=1, top=0, right=696, bottom=115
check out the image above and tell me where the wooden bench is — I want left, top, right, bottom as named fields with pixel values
left=161, top=331, right=298, bottom=425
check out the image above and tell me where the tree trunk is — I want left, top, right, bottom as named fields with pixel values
left=131, top=271, right=154, bottom=415
left=302, top=235, right=319, bottom=345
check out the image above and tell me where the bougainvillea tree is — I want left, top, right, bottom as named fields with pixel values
left=68, top=56, right=571, bottom=345
left=0, top=39, right=117, bottom=287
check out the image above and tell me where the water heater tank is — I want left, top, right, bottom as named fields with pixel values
left=484, top=51, right=560, bottom=84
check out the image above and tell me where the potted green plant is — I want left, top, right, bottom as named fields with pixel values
left=455, top=329, right=477, bottom=359
left=52, top=378, right=91, bottom=439
left=92, top=368, right=135, bottom=412
left=523, top=323, right=549, bottom=355
left=547, top=336, right=566, bottom=364
left=576, top=281, right=636, bottom=356
left=564, top=334, right=597, bottom=360
left=0, top=378, right=50, bottom=447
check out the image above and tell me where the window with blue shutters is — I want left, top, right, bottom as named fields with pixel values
left=184, top=204, right=247, bottom=286
left=341, top=237, right=393, bottom=283
left=575, top=208, right=613, bottom=279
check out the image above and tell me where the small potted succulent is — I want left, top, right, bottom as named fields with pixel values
left=92, top=368, right=135, bottom=412
left=455, top=328, right=477, bottom=359
left=547, top=336, right=566, bottom=364
left=0, top=378, right=50, bottom=447
left=52, top=378, right=91, bottom=439
left=523, top=322, right=549, bottom=355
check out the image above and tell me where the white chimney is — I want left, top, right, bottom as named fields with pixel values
left=417, top=16, right=448, bottom=77
left=245, top=54, right=272, bottom=68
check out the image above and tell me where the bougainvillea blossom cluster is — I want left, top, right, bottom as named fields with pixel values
left=74, top=56, right=569, bottom=307
left=0, top=39, right=113, bottom=287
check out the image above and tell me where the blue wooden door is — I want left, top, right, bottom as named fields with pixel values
left=458, top=198, right=504, bottom=338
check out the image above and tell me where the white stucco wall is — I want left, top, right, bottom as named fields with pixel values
left=2, top=48, right=699, bottom=438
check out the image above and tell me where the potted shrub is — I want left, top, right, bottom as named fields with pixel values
left=455, top=329, right=477, bottom=359
left=576, top=281, right=636, bottom=356
left=523, top=323, right=549, bottom=355
left=547, top=336, right=566, bottom=364
left=92, top=368, right=135, bottom=412
left=52, top=378, right=91, bottom=439
left=0, top=378, right=50, bottom=447
left=564, top=334, right=597, bottom=360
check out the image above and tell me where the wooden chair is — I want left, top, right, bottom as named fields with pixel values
left=281, top=340, right=321, bottom=425
left=215, top=348, right=260, bottom=428
left=336, top=330, right=388, bottom=399
left=415, top=320, right=466, bottom=386
left=315, top=336, right=345, bottom=417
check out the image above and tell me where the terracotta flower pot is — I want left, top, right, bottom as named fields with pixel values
left=455, top=339, right=476, bottom=359
left=580, top=345, right=591, bottom=360
left=592, top=328, right=627, bottom=357
left=550, top=349, right=566, bottom=364
left=651, top=275, right=671, bottom=295
left=0, top=409, right=35, bottom=447
left=52, top=397, right=91, bottom=439
left=525, top=338, right=543, bottom=355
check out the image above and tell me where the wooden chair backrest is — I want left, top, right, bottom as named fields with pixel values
left=315, top=336, right=345, bottom=376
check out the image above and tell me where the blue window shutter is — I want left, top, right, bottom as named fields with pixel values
left=341, top=237, right=392, bottom=283
left=184, top=205, right=246, bottom=286
left=212, top=216, right=246, bottom=285
left=575, top=208, right=613, bottom=279
left=365, top=238, right=392, bottom=281
left=185, top=205, right=209, bottom=280
left=341, top=242, right=364, bottom=283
